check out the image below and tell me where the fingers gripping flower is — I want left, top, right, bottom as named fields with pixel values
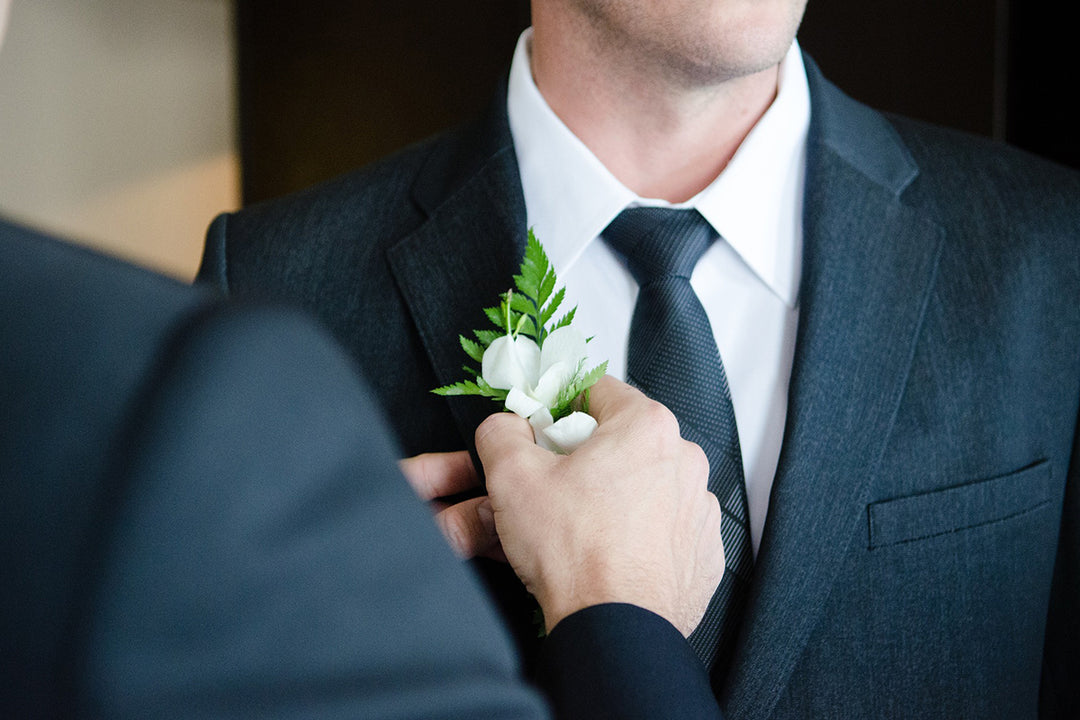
left=433, top=231, right=607, bottom=454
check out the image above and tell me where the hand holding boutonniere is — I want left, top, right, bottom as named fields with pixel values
left=433, top=230, right=607, bottom=454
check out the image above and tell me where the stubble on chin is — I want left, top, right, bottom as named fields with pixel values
left=563, top=0, right=803, bottom=91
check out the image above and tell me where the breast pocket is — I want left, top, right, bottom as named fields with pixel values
left=867, top=460, right=1055, bottom=549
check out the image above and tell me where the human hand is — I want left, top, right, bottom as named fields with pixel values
left=399, top=451, right=505, bottom=561
left=476, top=376, right=725, bottom=637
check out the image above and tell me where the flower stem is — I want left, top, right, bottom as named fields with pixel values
left=505, top=289, right=514, bottom=336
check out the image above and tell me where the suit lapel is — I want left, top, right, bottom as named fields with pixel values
left=721, top=59, right=945, bottom=719
left=387, top=88, right=529, bottom=452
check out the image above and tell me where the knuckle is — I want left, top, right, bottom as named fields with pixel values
left=417, top=460, right=441, bottom=499
left=437, top=509, right=474, bottom=558
left=705, top=492, right=723, bottom=519
left=641, top=399, right=680, bottom=437
left=403, top=455, right=436, bottom=499
left=684, top=441, right=709, bottom=479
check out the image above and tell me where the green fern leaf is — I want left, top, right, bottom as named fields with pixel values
left=459, top=336, right=484, bottom=363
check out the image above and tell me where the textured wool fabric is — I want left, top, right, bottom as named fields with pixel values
left=603, top=207, right=753, bottom=680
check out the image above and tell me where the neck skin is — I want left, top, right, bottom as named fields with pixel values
left=530, top=9, right=779, bottom=204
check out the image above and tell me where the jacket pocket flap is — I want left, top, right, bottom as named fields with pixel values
left=868, top=460, right=1053, bottom=549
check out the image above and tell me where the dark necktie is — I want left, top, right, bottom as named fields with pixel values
left=604, top=207, right=753, bottom=680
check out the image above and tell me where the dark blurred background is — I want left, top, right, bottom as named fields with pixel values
left=235, top=0, right=1076, bottom=205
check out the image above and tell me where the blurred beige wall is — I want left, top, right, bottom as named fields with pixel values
left=0, top=0, right=237, bottom=281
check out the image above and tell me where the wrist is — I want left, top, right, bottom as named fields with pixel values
left=537, top=571, right=679, bottom=635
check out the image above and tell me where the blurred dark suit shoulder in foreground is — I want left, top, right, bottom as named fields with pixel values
left=0, top=217, right=547, bottom=719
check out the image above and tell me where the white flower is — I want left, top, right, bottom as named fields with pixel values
left=482, top=326, right=597, bottom=453
left=529, top=408, right=597, bottom=454
left=481, top=334, right=539, bottom=392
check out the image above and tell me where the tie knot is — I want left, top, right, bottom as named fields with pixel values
left=603, top=207, right=717, bottom=285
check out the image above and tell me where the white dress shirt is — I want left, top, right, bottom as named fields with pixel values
left=506, top=30, right=811, bottom=555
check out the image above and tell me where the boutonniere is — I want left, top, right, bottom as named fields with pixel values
left=434, top=230, right=607, bottom=453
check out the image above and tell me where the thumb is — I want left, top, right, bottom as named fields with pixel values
left=474, top=410, right=552, bottom=495
left=474, top=410, right=537, bottom=465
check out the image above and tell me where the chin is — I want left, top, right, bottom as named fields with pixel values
left=710, top=2, right=805, bottom=69
left=672, top=35, right=794, bottom=86
left=663, top=4, right=803, bottom=84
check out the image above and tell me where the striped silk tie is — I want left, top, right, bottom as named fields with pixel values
left=603, top=207, right=753, bottom=680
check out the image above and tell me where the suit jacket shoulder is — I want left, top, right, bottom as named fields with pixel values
left=888, top=111, right=1080, bottom=244
left=77, top=303, right=547, bottom=719
left=1, top=218, right=550, bottom=719
left=198, top=82, right=517, bottom=300
left=2, top=219, right=217, bottom=715
left=198, top=86, right=528, bottom=457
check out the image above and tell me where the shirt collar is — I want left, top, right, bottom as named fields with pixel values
left=507, top=29, right=809, bottom=308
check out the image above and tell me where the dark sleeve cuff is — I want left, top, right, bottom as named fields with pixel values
left=537, top=603, right=723, bottom=720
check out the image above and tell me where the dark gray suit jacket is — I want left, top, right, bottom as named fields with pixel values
left=198, top=57, right=1080, bottom=719
left=0, top=219, right=548, bottom=718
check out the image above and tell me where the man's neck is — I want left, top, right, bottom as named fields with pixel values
left=530, top=18, right=780, bottom=204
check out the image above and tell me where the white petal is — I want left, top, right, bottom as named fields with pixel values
left=528, top=408, right=558, bottom=452
left=532, top=360, right=574, bottom=408
left=528, top=407, right=553, bottom=430
left=540, top=412, right=598, bottom=454
left=539, top=326, right=587, bottom=377
left=506, top=385, right=545, bottom=419
left=482, top=334, right=540, bottom=390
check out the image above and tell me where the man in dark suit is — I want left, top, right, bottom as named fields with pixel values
left=197, top=1, right=1080, bottom=717
left=1, top=216, right=730, bottom=719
